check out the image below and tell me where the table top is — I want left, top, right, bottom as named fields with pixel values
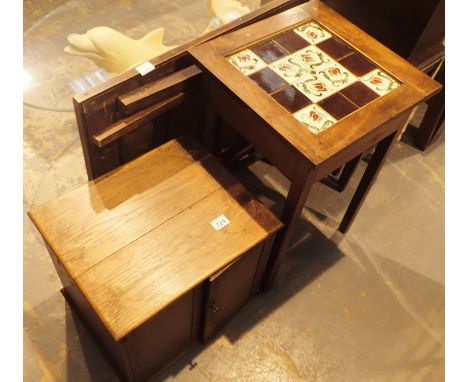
left=29, top=136, right=282, bottom=341
left=189, top=2, right=441, bottom=168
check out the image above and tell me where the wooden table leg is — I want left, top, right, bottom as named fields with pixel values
left=338, top=130, right=399, bottom=233
left=261, top=166, right=314, bottom=291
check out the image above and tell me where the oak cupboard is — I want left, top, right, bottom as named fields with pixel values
left=29, top=136, right=282, bottom=381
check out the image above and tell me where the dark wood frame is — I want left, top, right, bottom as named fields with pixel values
left=189, top=2, right=441, bottom=289
left=72, top=0, right=308, bottom=180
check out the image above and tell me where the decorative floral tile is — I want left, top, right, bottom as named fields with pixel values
left=293, top=104, right=336, bottom=134
left=361, top=69, right=400, bottom=95
left=292, top=46, right=332, bottom=72
left=293, top=76, right=336, bottom=103
left=225, top=19, right=402, bottom=134
left=294, top=22, right=332, bottom=45
left=269, top=56, right=311, bottom=84
left=317, top=63, right=357, bottom=91
left=228, top=49, right=267, bottom=76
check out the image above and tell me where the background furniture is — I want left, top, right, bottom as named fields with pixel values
left=322, top=0, right=445, bottom=151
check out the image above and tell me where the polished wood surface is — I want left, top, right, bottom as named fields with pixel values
left=29, top=137, right=210, bottom=278
left=29, top=136, right=282, bottom=341
left=202, top=244, right=263, bottom=340
left=118, top=65, right=202, bottom=115
left=189, top=3, right=441, bottom=169
left=93, top=91, right=189, bottom=147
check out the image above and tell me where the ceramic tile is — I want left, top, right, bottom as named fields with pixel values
left=294, top=21, right=332, bottom=45
left=339, top=53, right=377, bottom=76
left=292, top=46, right=333, bottom=72
left=225, top=20, right=402, bottom=135
left=269, top=56, right=310, bottom=84
left=248, top=67, right=289, bottom=93
left=293, top=104, right=336, bottom=134
left=273, top=30, right=310, bottom=53
left=318, top=92, right=358, bottom=119
left=361, top=69, right=400, bottom=96
left=339, top=81, right=380, bottom=107
left=271, top=86, right=312, bottom=113
left=317, top=63, right=357, bottom=91
left=228, top=49, right=267, bottom=76
left=250, top=40, right=289, bottom=64
left=316, top=37, right=353, bottom=60
left=293, top=76, right=336, bottom=103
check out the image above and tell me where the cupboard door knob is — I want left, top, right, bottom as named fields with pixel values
left=211, top=304, right=221, bottom=313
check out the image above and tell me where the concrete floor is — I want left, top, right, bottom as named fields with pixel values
left=23, top=1, right=444, bottom=381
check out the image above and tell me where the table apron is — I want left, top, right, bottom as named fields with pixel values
left=205, top=77, right=311, bottom=180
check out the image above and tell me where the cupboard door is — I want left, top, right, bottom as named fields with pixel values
left=202, top=243, right=263, bottom=340
left=125, top=288, right=196, bottom=381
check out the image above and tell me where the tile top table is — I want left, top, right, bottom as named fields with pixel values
left=227, top=19, right=400, bottom=134
left=189, top=2, right=441, bottom=289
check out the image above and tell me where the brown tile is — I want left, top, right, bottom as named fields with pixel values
left=248, top=67, right=289, bottom=93
left=339, top=53, right=377, bottom=76
left=316, top=37, right=353, bottom=60
left=318, top=93, right=358, bottom=120
left=271, top=86, right=312, bottom=113
left=340, top=81, right=380, bottom=107
left=250, top=40, right=289, bottom=64
left=273, top=30, right=310, bottom=53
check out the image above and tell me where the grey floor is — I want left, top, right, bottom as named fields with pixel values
left=24, top=1, right=444, bottom=381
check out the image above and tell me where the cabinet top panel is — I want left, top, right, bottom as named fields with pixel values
left=29, top=136, right=282, bottom=340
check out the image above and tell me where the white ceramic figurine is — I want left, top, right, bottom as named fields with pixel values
left=64, top=0, right=255, bottom=74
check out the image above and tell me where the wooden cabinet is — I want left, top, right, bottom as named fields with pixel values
left=203, top=244, right=263, bottom=340
left=29, top=136, right=282, bottom=381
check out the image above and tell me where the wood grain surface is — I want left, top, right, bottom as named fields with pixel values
left=118, top=65, right=202, bottom=115
left=93, top=91, right=189, bottom=147
left=29, top=136, right=282, bottom=341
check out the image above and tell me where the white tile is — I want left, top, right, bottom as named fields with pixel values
left=316, top=62, right=357, bottom=92
left=361, top=68, right=400, bottom=96
left=294, top=21, right=332, bottom=45
left=227, top=49, right=267, bottom=76
left=269, top=55, right=312, bottom=84
left=292, top=45, right=334, bottom=72
left=293, top=103, right=336, bottom=134
left=293, top=75, right=336, bottom=103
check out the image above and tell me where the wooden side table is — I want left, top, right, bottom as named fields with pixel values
left=189, top=2, right=441, bottom=289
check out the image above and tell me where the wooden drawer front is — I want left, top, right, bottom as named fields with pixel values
left=202, top=244, right=263, bottom=340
